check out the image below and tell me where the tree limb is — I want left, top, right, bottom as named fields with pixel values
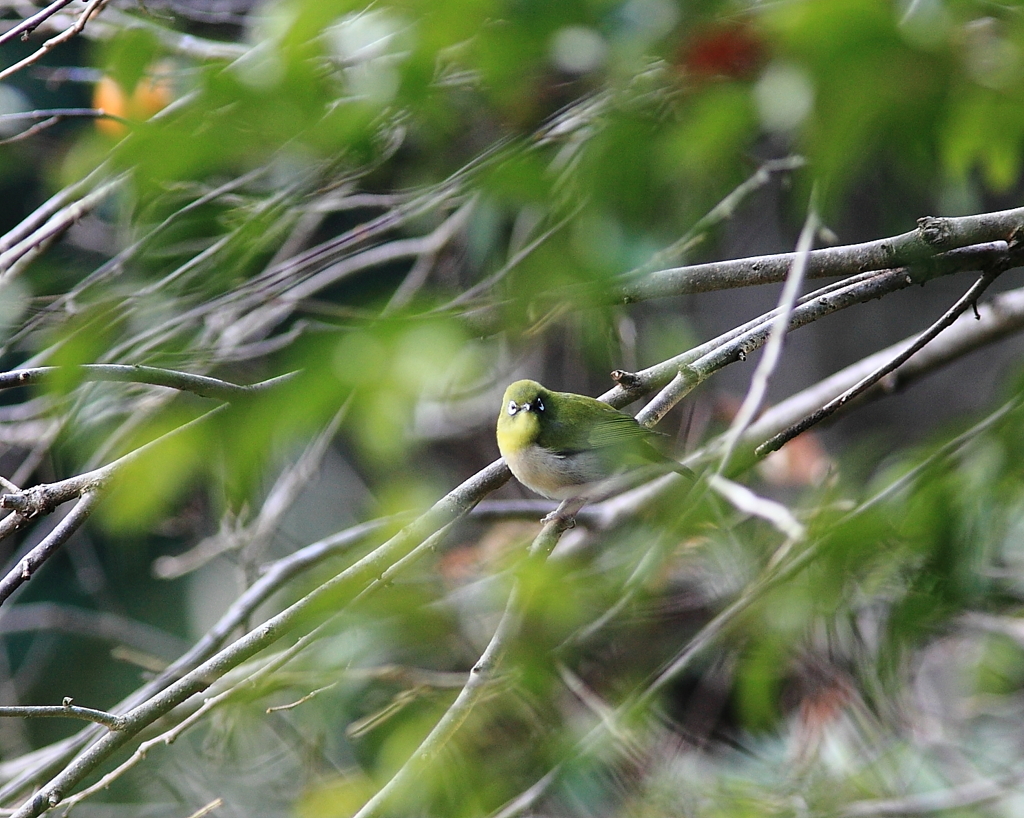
left=617, top=206, right=1024, bottom=300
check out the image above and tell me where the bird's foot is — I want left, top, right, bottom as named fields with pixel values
left=541, top=510, right=575, bottom=528
left=541, top=497, right=585, bottom=528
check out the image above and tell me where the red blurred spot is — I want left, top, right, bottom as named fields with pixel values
left=680, top=23, right=766, bottom=80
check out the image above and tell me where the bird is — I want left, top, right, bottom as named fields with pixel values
left=496, top=379, right=691, bottom=503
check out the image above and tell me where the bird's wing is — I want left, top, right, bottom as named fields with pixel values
left=585, top=407, right=663, bottom=449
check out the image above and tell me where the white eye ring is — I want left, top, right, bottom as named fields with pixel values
left=534, top=397, right=544, bottom=413
left=507, top=400, right=519, bottom=416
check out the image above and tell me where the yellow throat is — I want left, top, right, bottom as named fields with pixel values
left=496, top=381, right=544, bottom=456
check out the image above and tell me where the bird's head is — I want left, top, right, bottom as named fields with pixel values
left=496, top=379, right=549, bottom=454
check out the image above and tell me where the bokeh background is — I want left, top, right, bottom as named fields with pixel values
left=2, top=0, right=1024, bottom=816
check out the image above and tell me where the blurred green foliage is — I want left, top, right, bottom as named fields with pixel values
left=3, top=0, right=1024, bottom=816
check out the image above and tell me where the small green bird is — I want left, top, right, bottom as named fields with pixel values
left=496, top=379, right=689, bottom=501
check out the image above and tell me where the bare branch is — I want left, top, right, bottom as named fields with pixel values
left=0, top=0, right=78, bottom=46
left=840, top=774, right=1022, bottom=817
left=638, top=155, right=807, bottom=272
left=0, top=602, right=185, bottom=659
left=0, top=108, right=112, bottom=126
left=0, top=0, right=109, bottom=83
left=608, top=240, right=1014, bottom=415
left=0, top=704, right=122, bottom=732
left=0, top=164, right=116, bottom=256
left=741, top=284, right=1024, bottom=451
left=0, top=366, right=294, bottom=402
left=617, top=206, right=1024, bottom=300
left=718, top=197, right=819, bottom=471
left=0, top=176, right=125, bottom=278
left=84, top=8, right=249, bottom=60
left=0, top=402, right=232, bottom=609
left=757, top=265, right=1005, bottom=456
left=0, top=109, right=121, bottom=145
left=0, top=519, right=394, bottom=805
left=0, top=491, right=103, bottom=608
left=184, top=799, right=223, bottom=818
left=6, top=462, right=510, bottom=817
left=352, top=513, right=575, bottom=818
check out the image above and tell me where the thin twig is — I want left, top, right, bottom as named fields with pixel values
left=228, top=199, right=476, bottom=345
left=637, top=155, right=807, bottom=273
left=0, top=108, right=110, bottom=125
left=631, top=267, right=916, bottom=422
left=0, top=518, right=397, bottom=806
left=839, top=772, right=1022, bottom=817
left=708, top=474, right=805, bottom=540
left=0, top=163, right=117, bottom=256
left=0, top=0, right=109, bottom=83
left=0, top=108, right=121, bottom=143
left=756, top=266, right=1004, bottom=457
left=85, top=8, right=248, bottom=60
left=437, top=200, right=583, bottom=311
left=351, top=513, right=575, bottom=818
left=183, top=799, right=223, bottom=818
left=717, top=198, right=818, bottom=472
left=7, top=463, right=511, bottom=817
left=0, top=403, right=227, bottom=550
left=608, top=239, right=1011, bottom=419
left=55, top=614, right=341, bottom=812
left=156, top=403, right=349, bottom=580
left=265, top=682, right=338, bottom=713
left=0, top=0, right=77, bottom=46
left=489, top=514, right=827, bottom=818
left=0, top=366, right=294, bottom=402
left=0, top=491, right=103, bottom=608
left=0, top=177, right=124, bottom=277
left=0, top=602, right=186, bottom=659
left=0, top=704, right=122, bottom=732
left=738, top=284, right=1024, bottom=454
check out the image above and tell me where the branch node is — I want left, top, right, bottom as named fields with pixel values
left=1008, top=225, right=1024, bottom=250
left=1, top=486, right=59, bottom=519
left=610, top=369, right=639, bottom=387
left=0, top=493, right=30, bottom=513
left=917, top=215, right=953, bottom=248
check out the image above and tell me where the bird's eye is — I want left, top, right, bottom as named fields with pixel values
left=507, top=400, right=519, bottom=416
left=533, top=397, right=544, bottom=413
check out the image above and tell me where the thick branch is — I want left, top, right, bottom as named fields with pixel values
left=602, top=240, right=1014, bottom=410
left=617, top=207, right=1024, bottom=300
